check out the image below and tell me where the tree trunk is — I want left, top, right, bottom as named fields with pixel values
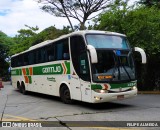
left=60, top=0, right=74, bottom=31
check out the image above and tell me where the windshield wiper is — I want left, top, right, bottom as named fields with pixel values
left=114, top=50, right=131, bottom=81
left=110, top=51, right=120, bottom=81
left=122, top=64, right=131, bottom=80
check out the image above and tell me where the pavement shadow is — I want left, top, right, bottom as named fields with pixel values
left=16, top=90, right=133, bottom=110
left=14, top=90, right=134, bottom=111
left=14, top=90, right=62, bottom=102
left=74, top=101, right=133, bottom=111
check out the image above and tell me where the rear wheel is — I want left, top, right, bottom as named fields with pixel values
left=21, top=82, right=27, bottom=95
left=17, top=82, right=23, bottom=93
left=17, top=82, right=21, bottom=90
left=60, top=85, right=73, bottom=104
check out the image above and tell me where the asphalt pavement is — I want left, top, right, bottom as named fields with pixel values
left=0, top=82, right=160, bottom=130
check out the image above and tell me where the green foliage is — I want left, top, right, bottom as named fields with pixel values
left=0, top=43, right=9, bottom=77
left=139, top=0, right=160, bottom=8
left=32, top=26, right=71, bottom=46
left=97, top=6, right=160, bottom=55
left=96, top=4, right=160, bottom=90
left=0, top=31, right=15, bottom=48
left=10, top=25, right=39, bottom=55
left=9, top=25, right=71, bottom=55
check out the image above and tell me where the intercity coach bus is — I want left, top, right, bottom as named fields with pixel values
left=11, top=30, right=146, bottom=103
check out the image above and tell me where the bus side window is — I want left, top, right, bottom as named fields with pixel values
left=63, top=40, right=70, bottom=60
left=46, top=44, right=55, bottom=62
left=56, top=38, right=69, bottom=60
left=36, top=48, right=45, bottom=63
left=29, top=52, right=35, bottom=65
left=11, top=57, right=17, bottom=67
left=17, top=55, right=23, bottom=67
left=23, top=53, right=28, bottom=66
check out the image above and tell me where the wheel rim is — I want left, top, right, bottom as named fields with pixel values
left=64, top=89, right=70, bottom=100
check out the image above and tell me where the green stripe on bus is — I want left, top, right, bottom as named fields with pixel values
left=11, top=62, right=71, bottom=76
left=26, top=68, right=29, bottom=75
left=28, top=76, right=32, bottom=84
left=11, top=69, right=22, bottom=76
left=110, top=81, right=136, bottom=89
left=91, top=84, right=102, bottom=90
left=33, top=64, right=63, bottom=75
left=65, top=61, right=70, bottom=74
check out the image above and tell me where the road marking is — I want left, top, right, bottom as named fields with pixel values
left=91, top=127, right=140, bottom=130
left=1, top=115, right=140, bottom=129
left=2, top=114, right=36, bottom=121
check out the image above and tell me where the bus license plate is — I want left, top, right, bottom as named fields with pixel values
left=117, top=95, right=124, bottom=99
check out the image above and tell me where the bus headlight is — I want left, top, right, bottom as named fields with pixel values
left=132, top=86, right=137, bottom=90
left=94, top=89, right=108, bottom=93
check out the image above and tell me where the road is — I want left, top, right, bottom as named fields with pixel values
left=0, top=82, right=160, bottom=130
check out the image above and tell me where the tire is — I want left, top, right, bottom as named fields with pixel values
left=60, top=85, right=73, bottom=104
left=17, top=82, right=21, bottom=90
left=21, top=82, right=27, bottom=95
left=17, top=82, right=23, bottom=93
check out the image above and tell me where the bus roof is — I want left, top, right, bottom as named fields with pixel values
left=11, top=30, right=126, bottom=57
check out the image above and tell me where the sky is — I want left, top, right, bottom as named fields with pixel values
left=0, top=0, right=137, bottom=37
left=0, top=0, right=78, bottom=37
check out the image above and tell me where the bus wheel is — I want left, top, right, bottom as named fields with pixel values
left=60, top=85, right=73, bottom=104
left=21, top=82, right=27, bottom=95
left=17, top=82, right=21, bottom=90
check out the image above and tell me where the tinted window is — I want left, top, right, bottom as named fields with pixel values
left=56, top=39, right=69, bottom=60
left=70, top=36, right=90, bottom=81
left=46, top=44, right=55, bottom=62
left=23, top=53, right=29, bottom=66
left=28, top=51, right=36, bottom=65
left=36, top=48, right=45, bottom=63
left=11, top=38, right=70, bottom=67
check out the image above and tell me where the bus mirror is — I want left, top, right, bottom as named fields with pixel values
left=87, top=45, right=98, bottom=64
left=134, top=47, right=147, bottom=64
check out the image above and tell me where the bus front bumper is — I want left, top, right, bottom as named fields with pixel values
left=92, top=89, right=137, bottom=103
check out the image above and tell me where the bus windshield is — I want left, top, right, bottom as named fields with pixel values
left=86, top=34, right=129, bottom=49
left=86, top=34, right=135, bottom=83
left=92, top=50, right=135, bottom=82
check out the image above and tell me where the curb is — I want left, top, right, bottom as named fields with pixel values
left=2, top=81, right=11, bottom=85
left=138, top=91, right=160, bottom=94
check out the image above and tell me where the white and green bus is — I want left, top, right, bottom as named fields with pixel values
left=11, top=30, right=146, bottom=103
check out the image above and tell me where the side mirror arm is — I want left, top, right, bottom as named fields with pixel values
left=134, top=47, right=147, bottom=64
left=87, top=45, right=98, bottom=64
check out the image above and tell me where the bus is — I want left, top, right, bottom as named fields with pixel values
left=11, top=30, right=146, bottom=103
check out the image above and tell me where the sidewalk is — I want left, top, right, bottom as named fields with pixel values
left=2, top=81, right=11, bottom=85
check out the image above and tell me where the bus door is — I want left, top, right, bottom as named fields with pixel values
left=79, top=52, right=92, bottom=102
left=70, top=36, right=91, bottom=102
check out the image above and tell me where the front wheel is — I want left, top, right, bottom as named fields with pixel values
left=60, top=85, right=73, bottom=104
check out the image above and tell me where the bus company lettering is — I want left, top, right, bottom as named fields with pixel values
left=42, top=66, right=61, bottom=74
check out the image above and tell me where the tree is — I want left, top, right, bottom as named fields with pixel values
left=139, top=0, right=160, bottom=8
left=11, top=25, right=39, bottom=55
left=38, top=0, right=110, bottom=30
left=96, top=4, right=160, bottom=90
left=31, top=26, right=71, bottom=46
left=9, top=25, right=71, bottom=55
left=0, top=43, right=9, bottom=77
